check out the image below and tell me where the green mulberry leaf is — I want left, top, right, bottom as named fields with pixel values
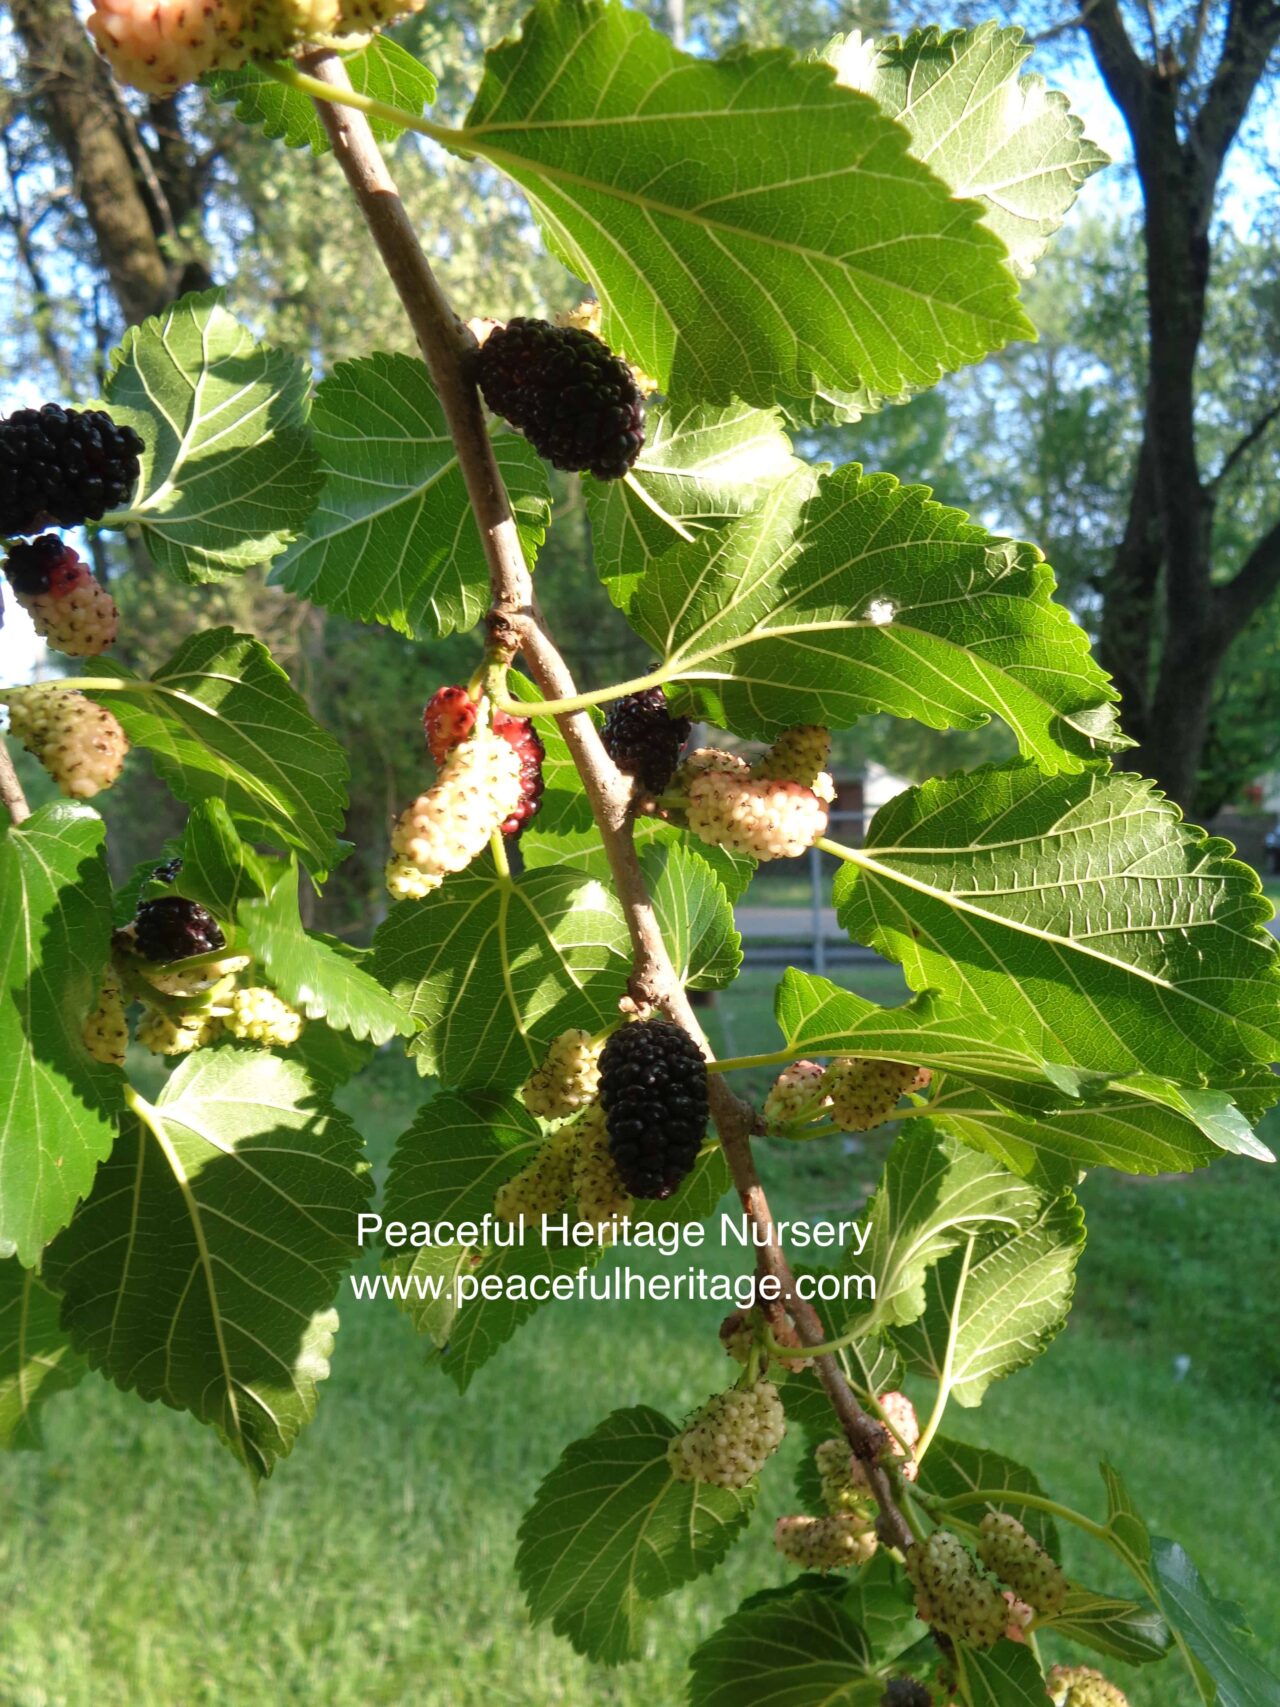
left=372, top=863, right=630, bottom=1091
left=103, top=290, right=321, bottom=582
left=87, top=629, right=349, bottom=876
left=43, top=1049, right=371, bottom=1479
left=0, top=803, right=120, bottom=1265
left=628, top=466, right=1121, bottom=770
left=0, top=1260, right=86, bottom=1449
left=272, top=353, right=550, bottom=638
left=205, top=39, right=437, bottom=154
left=835, top=761, right=1280, bottom=1085
left=461, top=0, right=1032, bottom=410
left=689, top=1588, right=883, bottom=1705
left=516, top=1404, right=755, bottom=1664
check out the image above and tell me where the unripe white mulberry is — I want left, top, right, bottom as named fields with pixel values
left=667, top=1380, right=786, bottom=1488
left=142, top=953, right=250, bottom=999
left=137, top=1006, right=221, bottom=1056
left=385, top=856, right=442, bottom=901
left=905, top=1530, right=1009, bottom=1649
left=675, top=747, right=749, bottom=783
left=225, top=986, right=304, bottom=1047
left=7, top=686, right=127, bottom=799
left=494, top=1124, right=580, bottom=1225
left=763, top=1060, right=830, bottom=1129
left=978, top=1512, right=1068, bottom=1616
left=388, top=729, right=523, bottom=897
left=752, top=726, right=833, bottom=796
left=83, top=968, right=127, bottom=1066
left=520, top=1028, right=603, bottom=1119
left=821, top=1057, right=922, bottom=1132
left=774, top=1512, right=877, bottom=1571
left=686, top=770, right=827, bottom=861
left=571, top=1104, right=633, bottom=1235
left=1047, top=1667, right=1129, bottom=1707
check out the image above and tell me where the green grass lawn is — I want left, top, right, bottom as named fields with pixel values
left=2, top=1008, right=1277, bottom=1706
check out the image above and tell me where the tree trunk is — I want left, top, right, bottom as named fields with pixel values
left=11, top=0, right=184, bottom=323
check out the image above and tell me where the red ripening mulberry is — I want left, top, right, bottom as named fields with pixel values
left=601, top=688, right=692, bottom=794
left=4, top=536, right=118, bottom=657
left=476, top=318, right=645, bottom=480
left=0, top=404, right=142, bottom=534
left=598, top=1017, right=708, bottom=1199
left=492, top=708, right=545, bottom=835
left=424, top=686, right=478, bottom=762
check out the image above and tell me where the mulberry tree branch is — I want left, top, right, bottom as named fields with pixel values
left=0, top=741, right=31, bottom=825
left=303, top=49, right=913, bottom=1555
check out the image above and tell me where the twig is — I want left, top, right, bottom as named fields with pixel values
left=0, top=740, right=31, bottom=824
left=1209, top=398, right=1280, bottom=492
left=303, top=50, right=914, bottom=1554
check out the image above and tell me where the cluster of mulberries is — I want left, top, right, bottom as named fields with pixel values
left=1046, top=1667, right=1128, bottom=1707
left=821, top=1057, right=929, bottom=1132
left=601, top=688, right=691, bottom=794
left=4, top=537, right=118, bottom=657
left=0, top=403, right=142, bottom=536
left=476, top=318, right=645, bottom=480
left=493, top=1103, right=634, bottom=1236
left=111, top=895, right=304, bottom=1058
left=667, top=1380, right=786, bottom=1488
left=6, top=686, right=127, bottom=799
left=387, top=728, right=524, bottom=900
left=905, top=1531, right=1009, bottom=1649
left=763, top=1060, right=830, bottom=1132
left=136, top=1006, right=223, bottom=1057
left=87, top=0, right=428, bottom=96
left=773, top=1513, right=876, bottom=1572
left=598, top=1017, right=708, bottom=1199
left=977, top=1512, right=1068, bottom=1616
left=82, top=968, right=128, bottom=1067
left=520, top=1028, right=604, bottom=1120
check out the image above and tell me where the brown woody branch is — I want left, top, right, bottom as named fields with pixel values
left=0, top=741, right=32, bottom=825
left=303, top=49, right=913, bottom=1553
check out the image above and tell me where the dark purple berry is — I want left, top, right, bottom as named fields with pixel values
left=599, top=1018, right=708, bottom=1199
left=0, top=403, right=144, bottom=536
left=476, top=319, right=645, bottom=480
left=601, top=688, right=691, bottom=794
left=134, top=895, right=225, bottom=963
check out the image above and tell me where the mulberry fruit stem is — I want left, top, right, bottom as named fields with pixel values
left=301, top=49, right=916, bottom=1558
left=494, top=667, right=671, bottom=723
